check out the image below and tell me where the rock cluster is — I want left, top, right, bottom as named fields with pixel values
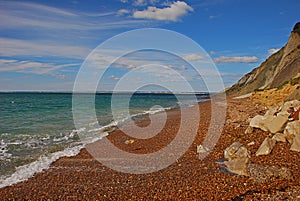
left=223, top=142, right=293, bottom=181
left=221, top=100, right=299, bottom=180
left=248, top=100, right=300, bottom=155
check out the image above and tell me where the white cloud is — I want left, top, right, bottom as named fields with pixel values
left=268, top=48, right=280, bottom=54
left=133, top=1, right=193, bottom=21
left=182, top=54, right=204, bottom=61
left=117, top=9, right=130, bottom=16
left=0, top=37, right=90, bottom=59
left=213, top=56, right=258, bottom=63
left=209, top=51, right=217, bottom=55
left=134, top=0, right=147, bottom=6
left=0, top=59, right=77, bottom=74
left=120, top=0, right=128, bottom=3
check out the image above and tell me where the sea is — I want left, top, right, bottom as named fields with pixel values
left=0, top=92, right=209, bottom=188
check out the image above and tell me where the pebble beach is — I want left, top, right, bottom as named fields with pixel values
left=0, top=98, right=299, bottom=200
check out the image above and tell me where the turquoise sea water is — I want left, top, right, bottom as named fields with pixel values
left=0, top=92, right=209, bottom=187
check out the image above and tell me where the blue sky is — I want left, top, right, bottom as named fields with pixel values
left=0, top=0, right=299, bottom=92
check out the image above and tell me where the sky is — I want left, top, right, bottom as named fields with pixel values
left=0, top=0, right=299, bottom=92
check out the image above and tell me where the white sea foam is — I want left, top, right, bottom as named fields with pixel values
left=0, top=131, right=109, bottom=188
left=0, top=140, right=11, bottom=160
left=53, top=128, right=84, bottom=142
left=0, top=145, right=84, bottom=188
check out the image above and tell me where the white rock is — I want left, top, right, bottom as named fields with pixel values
left=284, top=120, right=300, bottom=144
left=284, top=120, right=300, bottom=136
left=250, top=115, right=267, bottom=131
left=247, top=141, right=255, bottom=146
left=197, top=144, right=209, bottom=154
left=224, top=157, right=249, bottom=176
left=224, top=142, right=250, bottom=161
left=224, top=142, right=250, bottom=176
left=290, top=134, right=300, bottom=152
left=124, top=139, right=135, bottom=144
left=272, top=133, right=286, bottom=143
left=281, top=100, right=300, bottom=113
left=256, top=137, right=276, bottom=156
left=264, top=112, right=289, bottom=134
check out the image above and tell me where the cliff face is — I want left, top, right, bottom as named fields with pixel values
left=227, top=22, right=300, bottom=96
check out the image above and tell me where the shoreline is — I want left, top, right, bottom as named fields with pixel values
left=0, top=98, right=299, bottom=200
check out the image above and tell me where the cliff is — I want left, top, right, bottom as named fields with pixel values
left=227, top=22, right=300, bottom=96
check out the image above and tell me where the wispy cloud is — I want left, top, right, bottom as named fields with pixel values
left=0, top=1, right=159, bottom=63
left=0, top=59, right=78, bottom=74
left=0, top=38, right=90, bottom=59
left=213, top=56, right=258, bottom=63
left=209, top=51, right=217, bottom=55
left=117, top=9, right=130, bottom=16
left=0, top=1, right=149, bottom=30
left=133, top=1, right=193, bottom=21
left=182, top=53, right=204, bottom=61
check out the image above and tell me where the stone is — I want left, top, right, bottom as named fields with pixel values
left=250, top=111, right=289, bottom=133
left=223, top=142, right=251, bottom=176
left=263, top=112, right=289, bottom=133
left=124, top=139, right=135, bottom=144
left=224, top=142, right=250, bottom=161
left=290, top=134, right=300, bottom=152
left=272, top=133, right=286, bottom=143
left=281, top=100, right=300, bottom=113
left=247, top=141, right=255, bottom=146
left=197, top=144, right=209, bottom=154
left=244, top=126, right=253, bottom=134
left=249, top=115, right=268, bottom=131
left=256, top=137, right=276, bottom=156
left=284, top=120, right=300, bottom=144
left=224, top=157, right=249, bottom=176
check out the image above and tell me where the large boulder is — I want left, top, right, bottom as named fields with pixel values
left=249, top=115, right=268, bottom=131
left=284, top=120, right=300, bottom=152
left=290, top=134, right=300, bottom=152
left=256, top=137, right=276, bottom=156
left=224, top=142, right=250, bottom=160
left=263, top=112, right=289, bottom=133
left=249, top=112, right=289, bottom=134
left=284, top=120, right=300, bottom=144
left=224, top=158, right=249, bottom=176
left=224, top=142, right=250, bottom=176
